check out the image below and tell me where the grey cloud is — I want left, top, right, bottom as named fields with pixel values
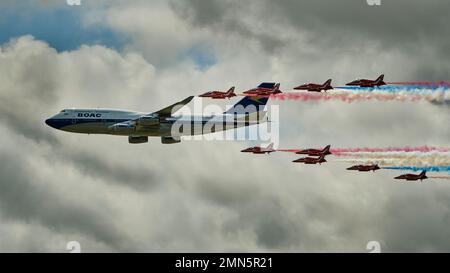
left=171, top=0, right=450, bottom=49
left=170, top=0, right=450, bottom=79
left=194, top=175, right=302, bottom=249
left=0, top=152, right=128, bottom=250
left=380, top=188, right=450, bottom=252
left=59, top=149, right=161, bottom=191
left=0, top=36, right=61, bottom=144
left=170, top=0, right=286, bottom=53
left=239, top=199, right=301, bottom=249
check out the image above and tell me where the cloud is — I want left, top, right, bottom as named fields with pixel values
left=170, top=0, right=450, bottom=81
left=380, top=186, right=450, bottom=252
left=0, top=36, right=60, bottom=143
left=0, top=144, right=127, bottom=251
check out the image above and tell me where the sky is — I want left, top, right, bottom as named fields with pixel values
left=0, top=0, right=449, bottom=252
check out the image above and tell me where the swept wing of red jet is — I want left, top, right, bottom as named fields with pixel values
left=295, top=145, right=332, bottom=156
left=243, top=82, right=282, bottom=96
left=241, top=143, right=275, bottom=154
left=346, top=74, right=386, bottom=87
left=394, top=171, right=428, bottom=181
left=199, top=86, right=236, bottom=99
left=346, top=164, right=381, bottom=172
left=294, top=79, right=333, bottom=92
left=292, top=154, right=327, bottom=164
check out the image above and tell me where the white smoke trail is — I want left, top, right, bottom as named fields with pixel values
left=336, top=152, right=450, bottom=159
left=336, top=154, right=450, bottom=167
left=272, top=89, right=450, bottom=103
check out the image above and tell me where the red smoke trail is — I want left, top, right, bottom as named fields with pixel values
left=429, top=176, right=450, bottom=180
left=271, top=93, right=426, bottom=103
left=332, top=146, right=450, bottom=154
left=277, top=146, right=450, bottom=154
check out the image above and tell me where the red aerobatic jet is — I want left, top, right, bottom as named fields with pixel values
left=293, top=154, right=327, bottom=164
left=199, top=86, right=236, bottom=99
left=394, top=170, right=428, bottom=181
left=241, top=143, right=275, bottom=154
left=346, top=74, right=386, bottom=87
left=346, top=164, right=381, bottom=172
left=243, top=82, right=282, bottom=96
left=295, top=145, right=332, bottom=156
left=294, top=79, right=333, bottom=92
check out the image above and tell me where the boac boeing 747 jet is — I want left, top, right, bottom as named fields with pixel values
left=45, top=84, right=270, bottom=144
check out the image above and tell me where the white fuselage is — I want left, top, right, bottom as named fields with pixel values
left=45, top=108, right=260, bottom=137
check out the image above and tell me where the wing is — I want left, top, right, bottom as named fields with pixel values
left=111, top=96, right=195, bottom=128
left=151, top=96, right=194, bottom=117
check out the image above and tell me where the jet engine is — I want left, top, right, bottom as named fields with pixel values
left=161, top=136, right=181, bottom=144
left=109, top=123, right=135, bottom=133
left=138, top=115, right=159, bottom=126
left=129, top=136, right=148, bottom=144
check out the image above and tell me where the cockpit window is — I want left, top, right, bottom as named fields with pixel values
left=60, top=110, right=66, bottom=113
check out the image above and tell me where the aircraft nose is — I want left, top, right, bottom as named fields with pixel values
left=45, top=118, right=57, bottom=129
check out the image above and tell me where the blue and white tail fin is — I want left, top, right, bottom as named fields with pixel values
left=223, top=95, right=269, bottom=122
left=224, top=96, right=269, bottom=114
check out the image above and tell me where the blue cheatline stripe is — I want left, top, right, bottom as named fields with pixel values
left=47, top=118, right=131, bottom=129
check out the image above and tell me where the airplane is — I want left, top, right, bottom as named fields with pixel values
left=346, top=74, right=386, bottom=87
left=242, top=82, right=282, bottom=96
left=295, top=145, right=332, bottom=156
left=294, top=79, right=333, bottom=92
left=241, top=143, right=275, bottom=154
left=45, top=85, right=270, bottom=144
left=346, top=164, right=381, bottom=172
left=394, top=170, right=428, bottom=181
left=199, top=86, right=236, bottom=99
left=292, top=154, right=327, bottom=164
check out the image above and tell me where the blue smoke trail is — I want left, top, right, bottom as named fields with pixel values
left=336, top=85, right=450, bottom=92
left=383, top=166, right=450, bottom=173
